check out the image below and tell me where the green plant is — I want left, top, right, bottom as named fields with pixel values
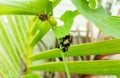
left=0, top=0, right=120, bottom=78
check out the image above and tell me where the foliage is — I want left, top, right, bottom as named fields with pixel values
left=0, top=0, right=120, bottom=78
left=72, top=0, right=120, bottom=38
left=53, top=10, right=78, bottom=39
left=0, top=0, right=53, bottom=15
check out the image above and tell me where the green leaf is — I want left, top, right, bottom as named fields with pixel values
left=0, top=0, right=53, bottom=15
left=0, top=18, right=21, bottom=70
left=72, top=0, right=120, bottom=38
left=6, top=15, right=28, bottom=62
left=49, top=0, right=61, bottom=7
left=30, top=39, right=120, bottom=61
left=28, top=60, right=120, bottom=75
left=30, top=20, right=51, bottom=47
left=97, top=0, right=101, bottom=7
left=21, top=74, right=42, bottom=78
left=53, top=10, right=78, bottom=39
left=53, top=26, right=68, bottom=39
left=0, top=19, right=20, bottom=77
left=0, top=64, right=9, bottom=78
left=89, top=0, right=96, bottom=9
left=29, top=16, right=40, bottom=35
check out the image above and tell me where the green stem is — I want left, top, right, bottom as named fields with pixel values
left=26, top=35, right=33, bottom=74
left=26, top=17, right=35, bottom=74
left=60, top=51, right=71, bottom=78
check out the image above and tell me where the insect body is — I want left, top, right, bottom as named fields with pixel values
left=38, top=14, right=57, bottom=27
left=59, top=35, right=71, bottom=52
left=38, top=14, right=48, bottom=21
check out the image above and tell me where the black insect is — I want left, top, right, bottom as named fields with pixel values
left=38, top=14, right=48, bottom=21
left=59, top=35, right=71, bottom=52
left=61, top=47, right=68, bottom=52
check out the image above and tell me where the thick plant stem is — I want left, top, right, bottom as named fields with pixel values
left=60, top=51, right=71, bottom=78
left=26, top=34, right=33, bottom=74
left=26, top=18, right=34, bottom=74
left=26, top=45, right=33, bottom=74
